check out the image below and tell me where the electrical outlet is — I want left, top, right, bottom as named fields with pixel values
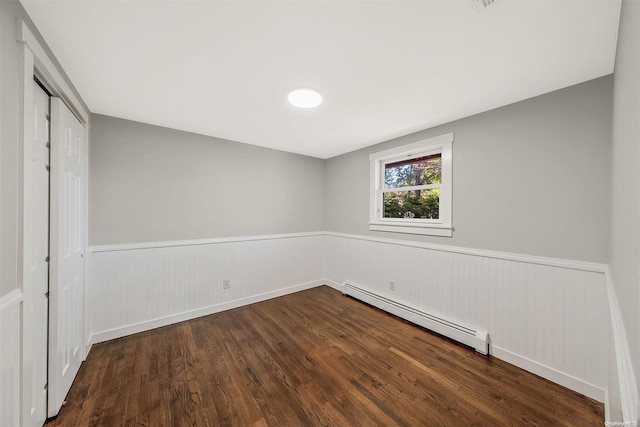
left=389, top=280, right=396, bottom=291
left=223, top=278, right=231, bottom=289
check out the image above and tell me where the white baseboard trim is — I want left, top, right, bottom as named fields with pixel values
left=605, top=267, right=639, bottom=422
left=88, top=279, right=326, bottom=345
left=492, top=345, right=604, bottom=402
left=323, top=279, right=345, bottom=293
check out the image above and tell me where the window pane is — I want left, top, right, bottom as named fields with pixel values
left=383, top=189, right=440, bottom=219
left=384, top=154, right=441, bottom=189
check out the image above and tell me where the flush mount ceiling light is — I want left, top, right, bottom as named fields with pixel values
left=288, top=88, right=323, bottom=109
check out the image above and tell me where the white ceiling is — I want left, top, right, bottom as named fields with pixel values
left=20, top=0, right=621, bottom=159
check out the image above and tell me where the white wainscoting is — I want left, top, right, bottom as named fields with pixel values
left=1, top=290, right=23, bottom=427
left=324, top=232, right=609, bottom=402
left=605, top=268, right=639, bottom=423
left=87, top=230, right=610, bottom=403
left=87, top=232, right=325, bottom=345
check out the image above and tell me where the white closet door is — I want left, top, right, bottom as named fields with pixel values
left=48, top=98, right=85, bottom=418
left=24, top=80, right=50, bottom=427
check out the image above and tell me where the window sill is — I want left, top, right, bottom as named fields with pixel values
left=369, top=222, right=453, bottom=237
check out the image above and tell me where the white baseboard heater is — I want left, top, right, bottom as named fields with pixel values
left=343, top=282, right=489, bottom=355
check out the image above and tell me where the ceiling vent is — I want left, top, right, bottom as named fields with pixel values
left=470, top=0, right=496, bottom=12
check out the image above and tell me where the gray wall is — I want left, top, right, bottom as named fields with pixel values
left=0, top=0, right=23, bottom=298
left=610, top=0, right=640, bottom=417
left=89, top=115, right=325, bottom=245
left=0, top=0, right=86, bottom=297
left=325, top=76, right=613, bottom=263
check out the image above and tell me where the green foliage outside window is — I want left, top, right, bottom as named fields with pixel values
left=383, top=155, right=441, bottom=219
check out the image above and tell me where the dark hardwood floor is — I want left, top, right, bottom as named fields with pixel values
left=46, top=285, right=603, bottom=426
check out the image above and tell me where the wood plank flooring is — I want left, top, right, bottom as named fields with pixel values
left=45, top=286, right=604, bottom=426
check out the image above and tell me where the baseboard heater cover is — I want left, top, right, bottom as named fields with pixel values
left=343, top=282, right=489, bottom=355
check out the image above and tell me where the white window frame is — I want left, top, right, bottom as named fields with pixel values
left=369, top=132, right=453, bottom=237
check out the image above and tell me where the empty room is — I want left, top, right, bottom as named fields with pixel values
left=1, top=0, right=638, bottom=426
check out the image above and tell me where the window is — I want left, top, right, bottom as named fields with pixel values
left=369, top=133, right=453, bottom=236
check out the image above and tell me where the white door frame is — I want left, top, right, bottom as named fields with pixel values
left=17, top=19, right=90, bottom=425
